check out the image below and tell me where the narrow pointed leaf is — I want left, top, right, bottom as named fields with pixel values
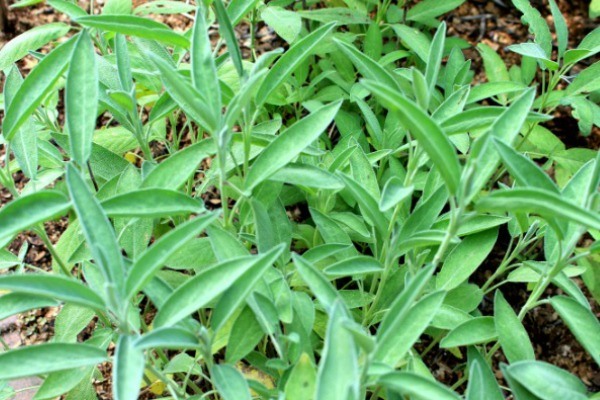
left=362, top=80, right=461, bottom=194
left=101, top=189, right=204, bottom=217
left=379, top=372, right=461, bottom=400
left=256, top=22, right=336, bottom=104
left=0, top=275, right=104, bottom=310
left=495, top=291, right=535, bottom=363
left=134, top=327, right=201, bottom=350
left=67, top=31, right=98, bottom=166
left=0, top=344, right=107, bottom=380
left=114, top=335, right=145, bottom=400
left=0, top=191, right=70, bottom=244
left=75, top=15, right=189, bottom=48
left=245, top=101, right=341, bottom=192
left=126, top=213, right=218, bottom=299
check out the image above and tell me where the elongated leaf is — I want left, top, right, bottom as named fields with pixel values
left=495, top=291, right=535, bottom=363
left=379, top=372, right=461, bottom=400
left=269, top=163, right=344, bottom=190
left=440, top=317, right=497, bottom=347
left=507, top=43, right=558, bottom=70
left=493, top=139, right=559, bottom=193
left=506, top=361, right=588, bottom=400
left=142, top=139, right=216, bottom=189
left=0, top=344, right=106, bottom=380
left=48, top=0, right=88, bottom=18
left=551, top=296, right=600, bottom=366
left=149, top=55, right=217, bottom=132
left=101, top=189, right=204, bottom=217
left=125, top=213, right=218, bottom=299
left=466, top=348, right=504, bottom=400
left=362, top=80, right=461, bottom=194
left=374, top=291, right=445, bottom=366
left=3, top=37, right=77, bottom=140
left=292, top=254, right=345, bottom=314
left=285, top=353, right=317, bottom=400
left=437, top=228, right=498, bottom=290
left=113, top=335, right=145, bottom=400
left=512, top=0, right=553, bottom=56
left=191, top=6, right=221, bottom=124
left=0, top=191, right=70, bottom=244
left=334, top=39, right=399, bottom=90
left=407, top=0, right=465, bottom=23
left=567, top=61, right=600, bottom=95
left=212, top=364, right=252, bottom=400
left=134, top=327, right=201, bottom=350
left=323, top=256, right=383, bottom=277
left=154, top=253, right=274, bottom=327
left=75, top=15, right=189, bottom=48
left=0, top=275, right=104, bottom=310
left=67, top=31, right=98, bottom=166
left=0, top=293, right=59, bottom=320
left=0, top=23, right=70, bottom=71
left=211, top=244, right=285, bottom=331
left=245, top=101, right=341, bottom=192
left=315, top=301, right=360, bottom=400
left=379, top=178, right=413, bottom=212
left=213, top=0, right=244, bottom=78
left=476, top=187, right=600, bottom=231
left=338, top=173, right=388, bottom=237
left=548, top=0, right=568, bottom=58
left=66, top=164, right=125, bottom=299
left=425, top=22, right=446, bottom=94
left=256, top=22, right=336, bottom=104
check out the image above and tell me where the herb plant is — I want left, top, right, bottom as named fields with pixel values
left=0, top=0, right=599, bottom=399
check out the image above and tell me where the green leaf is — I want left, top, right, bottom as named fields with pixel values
left=0, top=293, right=59, bottom=321
left=494, top=291, right=535, bottom=363
left=75, top=15, right=189, bottom=48
left=134, top=0, right=195, bottom=15
left=362, top=80, right=461, bottom=194
left=67, top=164, right=126, bottom=301
left=293, top=254, right=345, bottom=314
left=511, top=0, right=553, bottom=56
left=592, top=0, right=600, bottom=18
left=211, top=244, right=285, bottom=331
left=285, top=353, right=317, bottom=400
left=493, top=138, right=559, bottom=193
left=148, top=55, right=218, bottom=132
left=214, top=0, right=244, bottom=78
left=0, top=191, right=70, bottom=244
left=0, top=275, right=105, bottom=310
left=379, top=372, right=461, bottom=400
left=466, top=82, right=526, bottom=105
left=337, top=173, right=388, bottom=238
left=507, top=43, right=559, bottom=70
left=191, top=6, right=222, bottom=125
left=256, top=22, right=336, bottom=104
left=548, top=0, right=568, bottom=58
left=567, top=61, right=600, bottom=95
left=315, top=301, right=360, bottom=400
left=550, top=296, right=600, bottom=366
left=476, top=187, right=600, bottom=231
left=113, top=335, right=145, bottom=400
left=379, top=177, right=413, bottom=212
left=269, top=163, right=344, bottom=190
left=425, top=22, right=446, bottom=94
left=0, top=344, right=107, bottom=380
left=0, top=23, right=70, bottom=71
left=374, top=291, right=445, bottom=366
left=212, top=364, right=252, bottom=400
left=323, top=256, right=383, bottom=277
left=154, top=252, right=277, bottom=327
left=334, top=39, right=400, bottom=91
left=54, top=304, right=96, bottom=342
left=407, top=0, right=466, bottom=23
left=440, top=317, right=497, bottom=347
left=48, top=0, right=88, bottom=18
left=125, top=213, right=218, bottom=299
left=245, top=101, right=341, bottom=192
left=437, top=228, right=498, bottom=290
left=142, top=139, right=216, bottom=189
left=477, top=43, right=510, bottom=83
left=134, top=327, right=201, bottom=350
left=466, top=348, right=504, bottom=400
left=101, top=189, right=204, bottom=217
left=2, top=37, right=77, bottom=140
left=261, top=6, right=302, bottom=43
left=296, top=8, right=369, bottom=25
left=66, top=31, right=98, bottom=166
left=505, top=361, right=588, bottom=400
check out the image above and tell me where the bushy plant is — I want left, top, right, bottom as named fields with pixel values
left=0, top=0, right=599, bottom=399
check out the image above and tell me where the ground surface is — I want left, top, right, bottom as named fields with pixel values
left=0, top=0, right=599, bottom=398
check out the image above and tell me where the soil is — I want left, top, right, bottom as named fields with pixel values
left=0, top=0, right=599, bottom=399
